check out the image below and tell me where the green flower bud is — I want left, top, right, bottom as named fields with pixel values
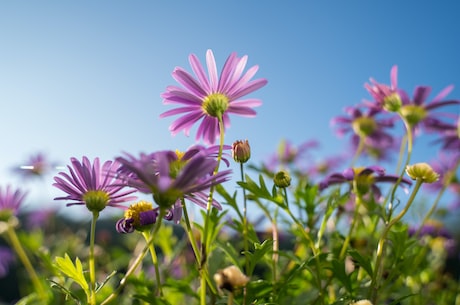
left=405, top=162, right=440, bottom=183
left=232, top=140, right=251, bottom=163
left=274, top=170, right=291, bottom=188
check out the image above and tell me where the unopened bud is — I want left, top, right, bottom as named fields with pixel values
left=274, top=170, right=291, bottom=188
left=232, top=140, right=251, bottom=163
left=214, top=265, right=249, bottom=292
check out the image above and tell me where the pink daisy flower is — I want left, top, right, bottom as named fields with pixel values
left=160, top=49, right=267, bottom=144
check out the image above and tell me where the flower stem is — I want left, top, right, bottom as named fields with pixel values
left=227, top=292, right=234, bottom=305
left=281, top=188, right=324, bottom=303
left=350, top=136, right=365, bottom=167
left=239, top=162, right=250, bottom=275
left=201, top=115, right=226, bottom=305
left=6, top=222, right=48, bottom=302
left=369, top=178, right=423, bottom=304
left=181, top=198, right=201, bottom=264
left=100, top=210, right=164, bottom=305
left=339, top=197, right=361, bottom=260
left=89, top=211, right=99, bottom=305
left=142, top=230, right=163, bottom=297
left=417, top=158, right=459, bottom=236
left=386, top=117, right=413, bottom=219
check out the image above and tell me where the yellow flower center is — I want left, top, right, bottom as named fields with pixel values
left=124, top=201, right=153, bottom=227
left=353, top=167, right=375, bottom=195
left=352, top=117, right=377, bottom=138
left=202, top=93, right=229, bottom=118
left=83, top=190, right=110, bottom=212
left=170, top=150, right=187, bottom=179
left=175, top=150, right=185, bottom=160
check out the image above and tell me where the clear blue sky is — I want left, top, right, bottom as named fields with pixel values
left=1, top=1, right=459, bottom=216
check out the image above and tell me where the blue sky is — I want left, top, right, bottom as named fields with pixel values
left=0, top=2, right=459, bottom=217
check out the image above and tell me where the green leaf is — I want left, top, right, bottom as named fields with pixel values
left=49, top=279, right=82, bottom=304
left=238, top=174, right=284, bottom=206
left=215, top=184, right=243, bottom=220
left=330, top=259, right=352, bottom=293
left=348, top=249, right=373, bottom=277
left=215, top=239, right=242, bottom=267
left=54, top=253, right=89, bottom=293
left=245, top=239, right=274, bottom=276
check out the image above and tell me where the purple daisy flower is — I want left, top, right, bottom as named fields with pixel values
left=0, top=246, right=15, bottom=278
left=306, top=155, right=346, bottom=179
left=264, top=139, right=319, bottom=172
left=433, top=121, right=460, bottom=151
left=364, top=65, right=399, bottom=107
left=319, top=165, right=412, bottom=199
left=12, top=152, right=57, bottom=179
left=425, top=153, right=460, bottom=210
left=0, top=185, right=27, bottom=218
left=349, top=134, right=401, bottom=162
left=408, top=221, right=457, bottom=257
left=53, top=157, right=137, bottom=213
left=331, top=105, right=397, bottom=157
left=116, top=148, right=232, bottom=210
left=160, top=49, right=268, bottom=144
left=398, top=85, right=460, bottom=132
left=115, top=201, right=182, bottom=234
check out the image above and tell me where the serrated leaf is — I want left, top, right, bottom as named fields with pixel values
left=238, top=174, right=284, bottom=206
left=55, top=253, right=89, bottom=292
left=245, top=239, right=274, bottom=276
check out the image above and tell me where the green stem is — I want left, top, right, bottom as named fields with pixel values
left=369, top=178, right=423, bottom=304
left=394, top=134, right=408, bottom=175
left=282, top=188, right=316, bottom=255
left=142, top=230, right=163, bottom=297
left=239, top=162, right=250, bottom=275
left=386, top=117, right=413, bottom=220
left=281, top=187, right=324, bottom=304
left=417, top=159, right=459, bottom=236
left=89, top=211, right=99, bottom=305
left=271, top=208, right=279, bottom=283
left=181, top=198, right=201, bottom=264
left=201, top=115, right=225, bottom=305
left=227, top=292, right=234, bottom=305
left=100, top=210, right=164, bottom=305
left=181, top=200, right=217, bottom=294
left=339, top=196, right=362, bottom=260
left=350, top=136, right=365, bottom=167
left=6, top=222, right=48, bottom=301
